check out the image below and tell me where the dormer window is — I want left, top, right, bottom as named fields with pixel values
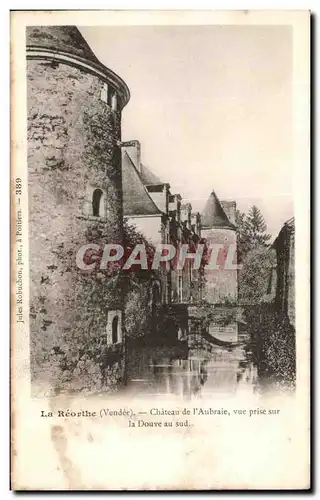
left=92, top=188, right=103, bottom=216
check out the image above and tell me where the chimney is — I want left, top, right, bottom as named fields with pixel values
left=169, top=193, right=182, bottom=221
left=181, top=203, right=192, bottom=229
left=118, top=140, right=141, bottom=172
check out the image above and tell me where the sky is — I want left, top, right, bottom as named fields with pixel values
left=80, top=25, right=293, bottom=238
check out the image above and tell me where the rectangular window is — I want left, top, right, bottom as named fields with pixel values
left=106, top=310, right=122, bottom=345
left=111, top=93, right=117, bottom=111
left=100, top=83, right=108, bottom=103
left=107, top=88, right=113, bottom=107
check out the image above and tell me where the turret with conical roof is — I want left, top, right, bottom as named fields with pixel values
left=200, top=189, right=238, bottom=306
left=201, top=190, right=235, bottom=230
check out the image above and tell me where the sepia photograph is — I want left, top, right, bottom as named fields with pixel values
left=26, top=22, right=296, bottom=398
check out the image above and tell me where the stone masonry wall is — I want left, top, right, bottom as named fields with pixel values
left=27, top=59, right=125, bottom=395
left=201, top=227, right=238, bottom=304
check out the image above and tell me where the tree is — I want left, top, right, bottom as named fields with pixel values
left=235, top=209, right=251, bottom=261
left=236, top=206, right=271, bottom=261
left=245, top=205, right=271, bottom=248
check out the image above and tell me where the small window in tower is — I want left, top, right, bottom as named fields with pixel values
left=112, top=316, right=118, bottom=344
left=100, top=83, right=108, bottom=103
left=92, top=188, right=103, bottom=217
left=106, top=310, right=122, bottom=344
left=107, top=88, right=113, bottom=107
left=111, top=93, right=117, bottom=111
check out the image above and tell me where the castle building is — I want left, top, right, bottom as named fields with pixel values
left=27, top=26, right=130, bottom=393
left=122, top=149, right=239, bottom=341
left=122, top=146, right=202, bottom=336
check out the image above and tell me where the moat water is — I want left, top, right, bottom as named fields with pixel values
left=125, top=334, right=259, bottom=399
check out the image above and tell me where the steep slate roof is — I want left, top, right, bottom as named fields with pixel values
left=140, top=163, right=164, bottom=186
left=122, top=151, right=162, bottom=216
left=201, top=190, right=235, bottom=229
left=26, top=26, right=104, bottom=65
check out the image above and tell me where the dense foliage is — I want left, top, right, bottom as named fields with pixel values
left=238, top=245, right=276, bottom=305
left=245, top=304, right=296, bottom=390
left=235, top=205, right=275, bottom=305
left=236, top=205, right=271, bottom=262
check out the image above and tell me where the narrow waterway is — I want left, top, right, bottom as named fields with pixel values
left=125, top=335, right=258, bottom=399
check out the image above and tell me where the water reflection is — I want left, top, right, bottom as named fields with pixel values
left=125, top=339, right=258, bottom=399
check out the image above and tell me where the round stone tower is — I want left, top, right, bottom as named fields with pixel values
left=27, top=26, right=130, bottom=394
left=201, top=190, right=238, bottom=304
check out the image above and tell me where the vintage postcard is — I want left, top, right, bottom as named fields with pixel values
left=11, top=10, right=310, bottom=490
